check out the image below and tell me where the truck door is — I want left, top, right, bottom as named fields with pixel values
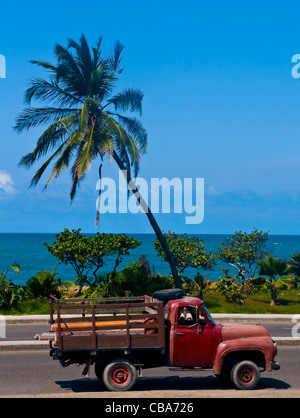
left=172, top=305, right=214, bottom=367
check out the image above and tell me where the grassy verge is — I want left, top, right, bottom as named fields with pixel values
left=0, top=288, right=299, bottom=315
left=203, top=288, right=300, bottom=314
left=0, top=299, right=50, bottom=315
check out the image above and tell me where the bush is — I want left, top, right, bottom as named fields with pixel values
left=83, top=257, right=173, bottom=298
left=0, top=275, right=24, bottom=308
left=45, top=229, right=141, bottom=293
left=154, top=231, right=215, bottom=276
left=182, top=273, right=212, bottom=299
left=216, top=269, right=246, bottom=305
left=291, top=276, right=300, bottom=289
left=243, top=276, right=270, bottom=295
left=25, top=267, right=61, bottom=299
left=0, top=265, right=24, bottom=308
left=217, top=229, right=269, bottom=282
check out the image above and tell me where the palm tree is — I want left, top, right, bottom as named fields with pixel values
left=288, top=252, right=300, bottom=277
left=287, top=252, right=300, bottom=288
left=14, top=34, right=180, bottom=287
left=258, top=256, right=291, bottom=306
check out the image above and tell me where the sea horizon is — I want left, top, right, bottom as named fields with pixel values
left=1, top=232, right=300, bottom=286
left=1, top=232, right=300, bottom=235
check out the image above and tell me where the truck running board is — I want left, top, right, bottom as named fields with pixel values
left=169, top=367, right=214, bottom=372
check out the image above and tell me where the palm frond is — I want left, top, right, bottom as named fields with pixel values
left=110, top=113, right=147, bottom=153
left=53, top=43, right=86, bottom=90
left=88, top=62, right=107, bottom=97
left=30, top=60, right=58, bottom=73
left=29, top=133, right=77, bottom=187
left=92, top=36, right=103, bottom=67
left=18, top=113, right=79, bottom=168
left=24, top=78, right=84, bottom=106
left=74, top=120, right=96, bottom=179
left=108, top=88, right=143, bottom=114
left=102, top=112, right=127, bottom=146
left=115, top=146, right=131, bottom=175
left=14, top=107, right=80, bottom=133
left=70, top=156, right=91, bottom=202
left=10, top=264, right=21, bottom=275
left=68, top=34, right=93, bottom=85
left=43, top=131, right=80, bottom=187
left=107, top=40, right=124, bottom=74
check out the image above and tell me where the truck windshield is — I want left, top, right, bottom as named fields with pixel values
left=203, top=304, right=215, bottom=326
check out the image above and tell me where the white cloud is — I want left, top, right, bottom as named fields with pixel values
left=206, top=185, right=222, bottom=196
left=0, top=170, right=17, bottom=197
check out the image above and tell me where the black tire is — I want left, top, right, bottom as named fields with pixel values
left=102, top=358, right=137, bottom=392
left=230, top=360, right=260, bottom=390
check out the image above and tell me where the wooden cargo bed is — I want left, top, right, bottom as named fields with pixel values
left=48, top=295, right=165, bottom=352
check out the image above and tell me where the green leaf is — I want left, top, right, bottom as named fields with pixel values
left=275, top=276, right=292, bottom=288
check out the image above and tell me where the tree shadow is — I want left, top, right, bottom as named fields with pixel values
left=276, top=298, right=300, bottom=307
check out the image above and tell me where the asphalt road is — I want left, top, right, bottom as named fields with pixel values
left=0, top=347, right=299, bottom=398
left=3, top=322, right=297, bottom=341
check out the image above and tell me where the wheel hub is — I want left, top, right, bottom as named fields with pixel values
left=240, top=368, right=254, bottom=384
left=112, top=367, right=129, bottom=385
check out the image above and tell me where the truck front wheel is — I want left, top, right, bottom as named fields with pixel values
left=102, top=359, right=137, bottom=392
left=230, top=360, right=260, bottom=390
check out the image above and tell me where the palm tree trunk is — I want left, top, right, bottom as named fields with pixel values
left=112, top=150, right=181, bottom=288
left=95, top=163, right=103, bottom=228
left=270, top=278, right=277, bottom=306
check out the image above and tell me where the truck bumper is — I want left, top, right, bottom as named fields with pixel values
left=272, top=361, right=280, bottom=371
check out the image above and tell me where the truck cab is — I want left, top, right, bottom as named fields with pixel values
left=166, top=297, right=221, bottom=368
left=162, top=295, right=279, bottom=389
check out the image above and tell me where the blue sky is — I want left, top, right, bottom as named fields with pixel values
left=0, top=0, right=300, bottom=234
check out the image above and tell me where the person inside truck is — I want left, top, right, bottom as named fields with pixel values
left=178, top=306, right=197, bottom=325
left=178, top=306, right=207, bottom=326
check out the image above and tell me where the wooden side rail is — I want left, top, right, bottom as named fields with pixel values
left=49, top=296, right=165, bottom=350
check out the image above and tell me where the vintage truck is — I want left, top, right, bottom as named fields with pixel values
left=37, top=289, right=280, bottom=391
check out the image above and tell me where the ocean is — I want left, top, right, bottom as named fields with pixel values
left=0, top=233, right=300, bottom=286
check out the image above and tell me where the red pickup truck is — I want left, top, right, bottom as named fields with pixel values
left=38, top=289, right=279, bottom=391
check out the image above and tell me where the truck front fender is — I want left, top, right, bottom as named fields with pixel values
left=213, top=336, right=276, bottom=375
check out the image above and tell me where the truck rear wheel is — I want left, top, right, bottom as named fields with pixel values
left=102, top=359, right=137, bottom=392
left=230, top=360, right=260, bottom=390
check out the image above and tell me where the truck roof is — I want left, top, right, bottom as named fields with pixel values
left=165, top=296, right=203, bottom=310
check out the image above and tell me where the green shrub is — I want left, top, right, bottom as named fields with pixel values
left=216, top=269, right=246, bottom=305
left=182, top=273, right=212, bottom=299
left=25, top=267, right=61, bottom=299
left=0, top=274, right=24, bottom=308
left=0, top=265, right=23, bottom=308
left=244, top=276, right=270, bottom=295
left=45, top=229, right=141, bottom=293
left=83, top=257, right=173, bottom=298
